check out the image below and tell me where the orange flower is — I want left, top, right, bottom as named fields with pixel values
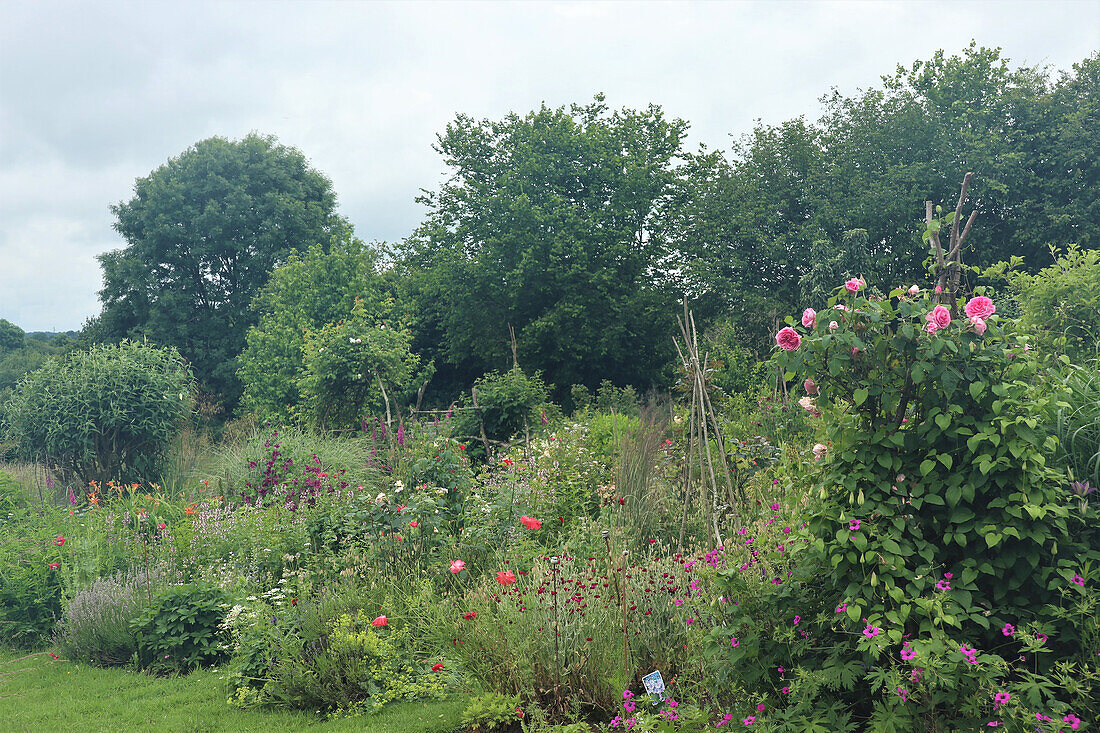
left=88, top=492, right=99, bottom=506
left=184, top=506, right=195, bottom=516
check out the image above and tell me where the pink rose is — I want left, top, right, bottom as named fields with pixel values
left=844, top=278, right=863, bottom=293
left=907, top=285, right=920, bottom=296
left=925, top=322, right=938, bottom=335
left=803, top=378, right=818, bottom=395
left=776, top=327, right=801, bottom=351
left=834, top=304, right=849, bottom=311
left=798, top=396, right=821, bottom=417
left=812, top=443, right=827, bottom=461
left=828, top=321, right=838, bottom=332
left=969, top=316, right=987, bottom=335
left=801, top=308, right=816, bottom=328
left=964, top=296, right=996, bottom=320
left=934, top=285, right=943, bottom=294
left=928, top=305, right=951, bottom=330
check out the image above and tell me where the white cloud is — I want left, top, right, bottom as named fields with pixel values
left=1, top=0, right=1096, bottom=331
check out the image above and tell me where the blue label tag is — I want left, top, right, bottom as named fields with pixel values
left=642, top=670, right=665, bottom=696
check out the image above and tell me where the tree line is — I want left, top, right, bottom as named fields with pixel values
left=63, top=44, right=1100, bottom=421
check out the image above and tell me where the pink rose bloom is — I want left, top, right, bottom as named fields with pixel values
left=969, top=316, right=987, bottom=335
left=798, top=396, right=820, bottom=417
left=934, top=285, right=943, bottom=294
left=801, top=308, right=816, bottom=328
left=828, top=321, right=838, bottom=332
left=812, top=443, right=827, bottom=461
left=834, top=304, right=849, bottom=311
left=803, top=378, right=818, bottom=395
left=929, top=305, right=951, bottom=329
left=908, top=285, right=920, bottom=296
left=925, top=322, right=939, bottom=335
left=844, top=278, right=863, bottom=293
left=965, top=296, right=996, bottom=320
left=776, top=327, right=801, bottom=351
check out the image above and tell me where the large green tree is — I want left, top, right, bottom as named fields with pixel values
left=237, top=234, right=396, bottom=423
left=91, top=133, right=344, bottom=408
left=398, top=96, right=687, bottom=399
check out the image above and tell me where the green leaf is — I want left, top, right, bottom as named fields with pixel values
left=853, top=388, right=868, bottom=406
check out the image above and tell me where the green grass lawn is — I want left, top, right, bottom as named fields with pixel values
left=0, top=650, right=466, bottom=733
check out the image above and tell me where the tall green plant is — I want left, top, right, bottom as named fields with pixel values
left=4, top=341, right=194, bottom=487
left=776, top=281, right=1074, bottom=635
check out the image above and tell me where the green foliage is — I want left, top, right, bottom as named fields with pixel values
left=451, top=368, right=553, bottom=448
left=1009, top=245, right=1100, bottom=362
left=776, top=282, right=1074, bottom=630
left=53, top=567, right=165, bottom=667
left=226, top=584, right=447, bottom=714
left=398, top=95, right=685, bottom=399
left=92, top=133, right=344, bottom=408
left=296, top=298, right=421, bottom=431
left=0, top=518, right=63, bottom=647
left=459, top=693, right=522, bottom=732
left=131, top=581, right=231, bottom=674
left=237, top=239, right=389, bottom=423
left=4, top=341, right=194, bottom=486
left=0, top=319, right=25, bottom=355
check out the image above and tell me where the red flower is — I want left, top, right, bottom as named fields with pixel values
left=409, top=521, right=418, bottom=528
left=53, top=536, right=65, bottom=547
left=458, top=444, right=465, bottom=450
left=502, top=458, right=514, bottom=466
left=48, top=652, right=59, bottom=660
left=48, top=562, right=59, bottom=570
left=515, top=708, right=524, bottom=718
left=496, top=570, right=517, bottom=585
left=291, top=598, right=299, bottom=606
left=519, top=515, right=541, bottom=529
left=372, top=615, right=387, bottom=627
left=431, top=662, right=444, bottom=672
left=462, top=611, right=477, bottom=620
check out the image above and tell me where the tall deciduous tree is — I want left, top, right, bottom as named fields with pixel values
left=398, top=96, right=687, bottom=398
left=92, top=133, right=344, bottom=408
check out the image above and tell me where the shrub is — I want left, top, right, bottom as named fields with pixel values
left=131, top=581, right=231, bottom=674
left=53, top=566, right=168, bottom=666
left=1008, top=244, right=1100, bottom=362
left=0, top=499, right=65, bottom=647
left=4, top=341, right=194, bottom=487
left=460, top=692, right=523, bottom=732
left=451, top=368, right=553, bottom=451
left=776, top=282, right=1075, bottom=630
left=226, top=582, right=447, bottom=713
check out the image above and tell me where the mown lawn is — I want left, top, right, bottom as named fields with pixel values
left=0, top=650, right=465, bottom=733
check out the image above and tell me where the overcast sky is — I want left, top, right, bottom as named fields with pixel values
left=1, top=0, right=1096, bottom=332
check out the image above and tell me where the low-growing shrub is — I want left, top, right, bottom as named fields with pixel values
left=53, top=566, right=171, bottom=666
left=460, top=692, right=523, bottom=732
left=131, top=581, right=231, bottom=674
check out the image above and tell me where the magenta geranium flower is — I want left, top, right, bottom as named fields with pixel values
left=1071, top=573, right=1085, bottom=586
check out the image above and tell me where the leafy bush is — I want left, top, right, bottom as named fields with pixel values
left=0, top=494, right=65, bottom=647
left=53, top=566, right=167, bottom=666
left=777, top=283, right=1076, bottom=628
left=226, top=582, right=447, bottom=714
left=4, top=341, right=194, bottom=487
left=131, top=581, right=231, bottom=674
left=1008, top=244, right=1100, bottom=362
left=460, top=692, right=523, bottom=732
left=451, top=368, right=553, bottom=450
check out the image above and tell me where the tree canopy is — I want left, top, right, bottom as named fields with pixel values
left=90, top=133, right=344, bottom=408
left=397, top=96, right=687, bottom=400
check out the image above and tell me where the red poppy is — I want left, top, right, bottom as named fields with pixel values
left=48, top=562, right=59, bottom=570
left=409, top=521, right=418, bottom=528
left=372, top=615, right=387, bottom=627
left=431, top=662, right=444, bottom=672
left=462, top=611, right=477, bottom=620
left=519, top=515, right=541, bottom=529
left=53, top=536, right=65, bottom=547
left=48, top=652, right=59, bottom=660
left=458, top=444, right=465, bottom=450
left=496, top=570, right=517, bottom=585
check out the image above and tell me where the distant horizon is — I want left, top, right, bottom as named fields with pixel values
left=2, top=0, right=1097, bottom=332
